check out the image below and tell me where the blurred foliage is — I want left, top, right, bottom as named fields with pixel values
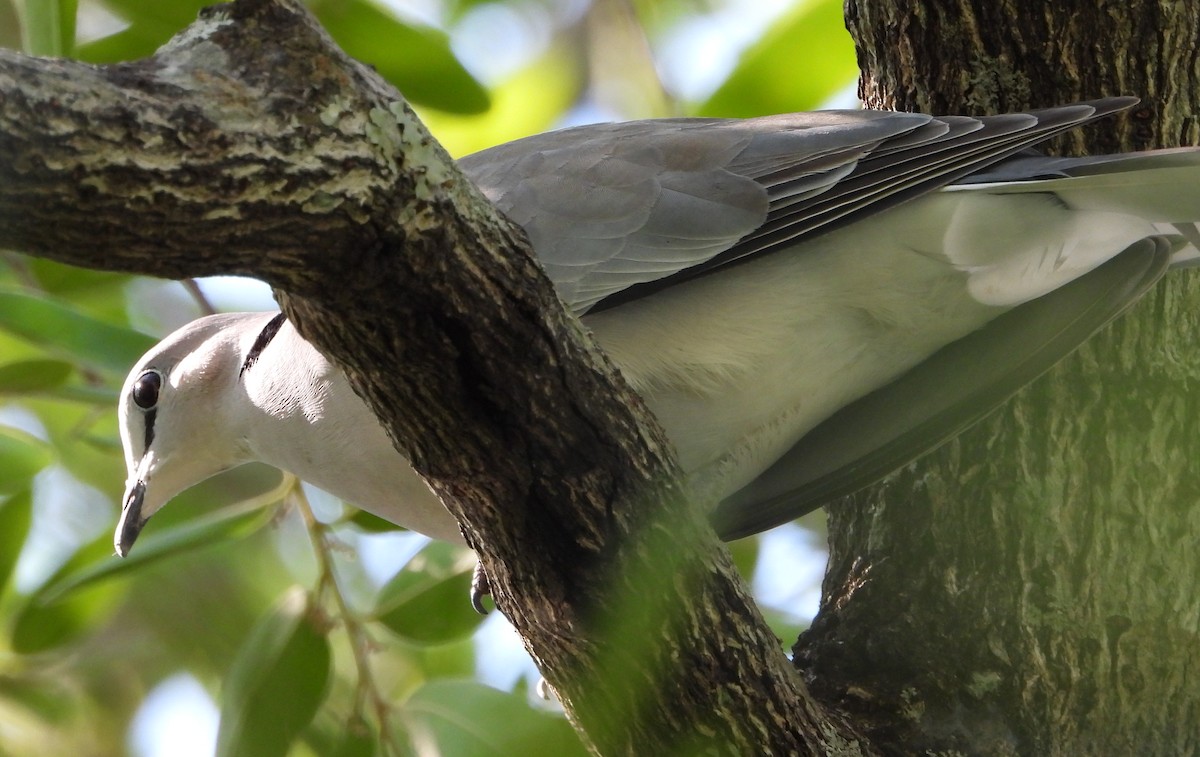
left=403, top=680, right=590, bottom=756
left=215, top=588, right=332, bottom=757
left=700, top=0, right=856, bottom=117
left=374, top=542, right=485, bottom=645
left=0, top=0, right=845, bottom=754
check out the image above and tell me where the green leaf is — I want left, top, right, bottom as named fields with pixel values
left=404, top=680, right=588, bottom=757
left=19, top=0, right=77, bottom=56
left=0, top=289, right=156, bottom=374
left=42, top=384, right=119, bottom=406
left=75, top=0, right=206, bottom=63
left=348, top=508, right=406, bottom=533
left=9, top=535, right=120, bottom=654
left=699, top=0, right=858, bottom=117
left=23, top=258, right=132, bottom=305
left=75, top=25, right=168, bottom=63
left=0, top=359, right=73, bottom=394
left=374, top=542, right=483, bottom=645
left=311, top=0, right=489, bottom=114
left=330, top=719, right=377, bottom=757
left=417, top=46, right=580, bottom=156
left=0, top=491, right=33, bottom=598
left=727, top=533, right=760, bottom=578
left=300, top=713, right=378, bottom=757
left=78, top=0, right=488, bottom=111
left=0, top=427, right=53, bottom=495
left=0, top=1, right=21, bottom=49
left=81, top=0, right=493, bottom=121
left=95, top=0, right=204, bottom=31
left=35, top=504, right=272, bottom=605
left=9, top=467, right=285, bottom=653
left=216, top=587, right=332, bottom=757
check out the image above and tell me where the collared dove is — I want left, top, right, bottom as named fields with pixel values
left=115, top=97, right=1200, bottom=557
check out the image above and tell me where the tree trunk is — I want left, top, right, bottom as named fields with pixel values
left=799, top=1, right=1200, bottom=753
left=0, top=0, right=866, bottom=753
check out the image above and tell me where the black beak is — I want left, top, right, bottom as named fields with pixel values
left=115, top=480, right=147, bottom=557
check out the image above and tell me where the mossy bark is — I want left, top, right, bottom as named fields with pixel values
left=802, top=1, right=1200, bottom=752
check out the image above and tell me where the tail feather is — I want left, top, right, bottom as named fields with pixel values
left=1161, top=222, right=1200, bottom=266
left=952, top=161, right=1200, bottom=223
left=950, top=148, right=1200, bottom=264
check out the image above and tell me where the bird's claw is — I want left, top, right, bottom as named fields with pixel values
left=470, top=562, right=491, bottom=615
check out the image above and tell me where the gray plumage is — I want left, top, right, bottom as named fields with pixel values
left=114, top=98, right=1200, bottom=555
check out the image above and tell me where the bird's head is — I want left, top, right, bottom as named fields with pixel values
left=115, top=312, right=275, bottom=557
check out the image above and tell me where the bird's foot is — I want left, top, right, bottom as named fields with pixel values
left=470, top=562, right=491, bottom=615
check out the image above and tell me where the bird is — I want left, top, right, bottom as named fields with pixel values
left=114, top=96, right=1200, bottom=560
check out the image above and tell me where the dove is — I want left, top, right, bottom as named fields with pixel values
left=115, top=97, right=1200, bottom=557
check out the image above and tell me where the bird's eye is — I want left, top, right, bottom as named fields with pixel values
left=132, top=370, right=163, bottom=410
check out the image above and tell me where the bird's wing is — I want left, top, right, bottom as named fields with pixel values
left=950, top=148, right=1200, bottom=262
left=459, top=96, right=1173, bottom=541
left=459, top=111, right=930, bottom=313
left=955, top=145, right=1200, bottom=183
left=709, top=237, right=1171, bottom=540
left=458, top=98, right=1138, bottom=313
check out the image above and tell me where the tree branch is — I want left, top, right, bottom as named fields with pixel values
left=1, top=0, right=865, bottom=752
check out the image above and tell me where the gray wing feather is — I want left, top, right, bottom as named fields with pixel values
left=458, top=97, right=1140, bottom=314
left=459, top=111, right=931, bottom=312
left=960, top=145, right=1200, bottom=182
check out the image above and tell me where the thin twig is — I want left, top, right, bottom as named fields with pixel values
left=609, top=0, right=683, bottom=116
left=0, top=251, right=42, bottom=289
left=182, top=278, right=218, bottom=316
left=290, top=482, right=401, bottom=756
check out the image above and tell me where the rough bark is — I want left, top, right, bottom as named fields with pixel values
left=0, top=0, right=865, bottom=753
left=799, top=1, right=1200, bottom=753
left=848, top=0, right=1200, bottom=151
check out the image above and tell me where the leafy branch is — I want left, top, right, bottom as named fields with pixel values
left=289, top=482, right=402, bottom=756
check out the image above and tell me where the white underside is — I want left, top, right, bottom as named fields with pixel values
left=241, top=324, right=464, bottom=541
left=241, top=189, right=1162, bottom=540
left=589, top=190, right=1154, bottom=502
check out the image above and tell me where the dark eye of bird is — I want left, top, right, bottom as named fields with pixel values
left=132, top=370, right=163, bottom=410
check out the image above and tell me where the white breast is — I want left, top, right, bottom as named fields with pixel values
left=242, top=326, right=461, bottom=542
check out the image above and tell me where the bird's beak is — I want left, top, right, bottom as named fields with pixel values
left=115, top=480, right=147, bottom=557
